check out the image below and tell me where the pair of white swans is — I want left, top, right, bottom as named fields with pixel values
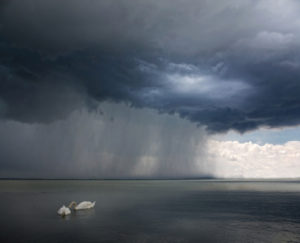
left=57, top=201, right=96, bottom=216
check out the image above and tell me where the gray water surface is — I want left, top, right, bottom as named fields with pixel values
left=1, top=180, right=300, bottom=243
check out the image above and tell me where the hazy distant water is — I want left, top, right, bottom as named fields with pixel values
left=1, top=180, right=300, bottom=243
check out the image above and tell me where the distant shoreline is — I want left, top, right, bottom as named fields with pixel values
left=1, top=178, right=300, bottom=182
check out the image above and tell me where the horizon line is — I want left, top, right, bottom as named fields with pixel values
left=1, top=177, right=300, bottom=181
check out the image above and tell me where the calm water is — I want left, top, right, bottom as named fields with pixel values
left=1, top=180, right=300, bottom=243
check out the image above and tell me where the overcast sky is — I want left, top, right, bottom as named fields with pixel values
left=1, top=0, right=300, bottom=178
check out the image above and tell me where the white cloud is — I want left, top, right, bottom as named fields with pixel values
left=206, top=140, right=300, bottom=178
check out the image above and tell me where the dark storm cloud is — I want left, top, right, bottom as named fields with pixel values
left=1, top=0, right=300, bottom=132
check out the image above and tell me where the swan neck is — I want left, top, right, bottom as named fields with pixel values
left=68, top=201, right=77, bottom=208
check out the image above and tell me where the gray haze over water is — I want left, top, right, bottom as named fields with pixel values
left=0, top=102, right=211, bottom=179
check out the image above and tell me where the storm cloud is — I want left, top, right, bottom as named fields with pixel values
left=1, top=0, right=300, bottom=132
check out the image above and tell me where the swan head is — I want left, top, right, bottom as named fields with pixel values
left=68, top=201, right=77, bottom=209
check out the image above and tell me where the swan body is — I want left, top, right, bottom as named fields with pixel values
left=57, top=201, right=95, bottom=216
left=57, top=205, right=71, bottom=216
left=74, top=201, right=96, bottom=210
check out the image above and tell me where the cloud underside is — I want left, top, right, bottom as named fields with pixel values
left=1, top=0, right=300, bottom=132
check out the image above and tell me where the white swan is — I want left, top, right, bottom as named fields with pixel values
left=69, top=201, right=96, bottom=210
left=57, top=205, right=71, bottom=217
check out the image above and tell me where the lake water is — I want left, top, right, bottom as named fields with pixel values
left=1, top=180, right=300, bottom=243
